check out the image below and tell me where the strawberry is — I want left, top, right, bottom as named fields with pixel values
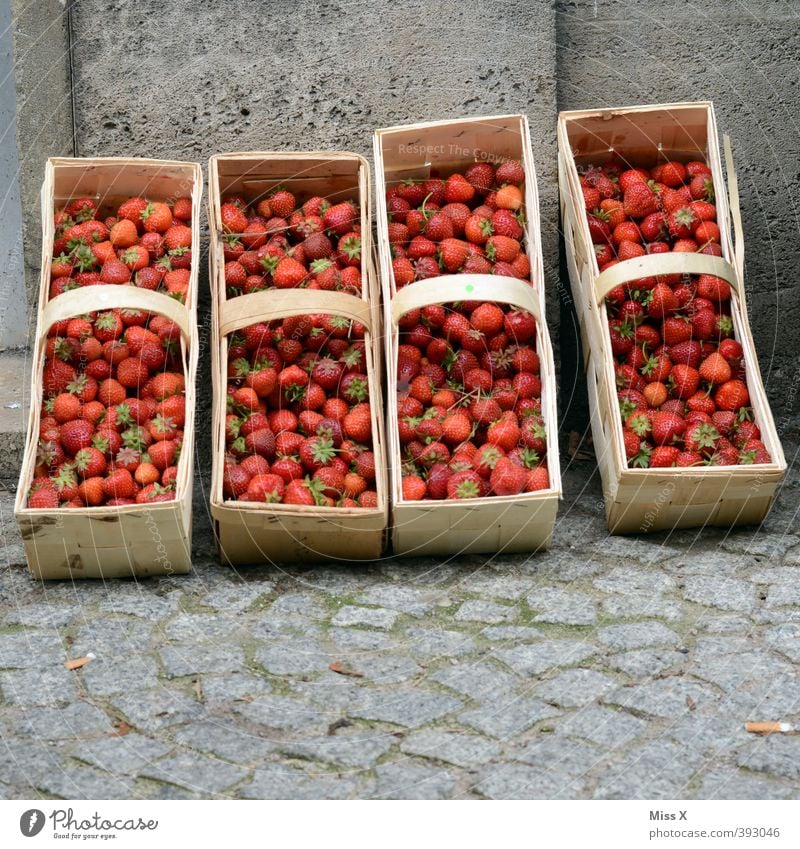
left=102, top=468, right=135, bottom=499
left=651, top=411, right=686, bottom=445
left=714, top=379, right=749, bottom=411
left=323, top=201, right=357, bottom=236
left=487, top=413, right=520, bottom=452
left=696, top=274, right=731, bottom=302
left=438, top=238, right=469, bottom=272
left=140, top=201, right=172, bottom=234
left=648, top=446, right=680, bottom=468
left=490, top=457, right=527, bottom=495
left=444, top=173, right=475, bottom=204
left=77, top=476, right=105, bottom=506
left=670, top=364, right=700, bottom=400
left=623, top=181, right=659, bottom=217
left=424, top=212, right=454, bottom=242
left=684, top=422, right=720, bottom=456
left=699, top=352, right=732, bottom=386
left=495, top=160, right=525, bottom=186
left=246, top=473, right=285, bottom=503
left=28, top=481, right=60, bottom=509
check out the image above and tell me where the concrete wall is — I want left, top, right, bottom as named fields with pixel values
left=9, top=0, right=800, bottom=423
left=10, top=0, right=74, bottom=331
left=0, top=0, right=27, bottom=348
left=555, top=0, right=800, bottom=429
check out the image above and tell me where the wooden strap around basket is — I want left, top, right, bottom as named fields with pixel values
left=723, top=134, right=745, bottom=287
left=219, top=288, right=372, bottom=338
left=39, top=285, right=192, bottom=344
left=593, top=252, right=740, bottom=304
left=390, top=275, right=541, bottom=326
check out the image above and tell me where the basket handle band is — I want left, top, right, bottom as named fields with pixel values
left=594, top=252, right=740, bottom=304
left=218, top=288, right=372, bottom=338
left=722, top=134, right=745, bottom=287
left=39, top=285, right=193, bottom=345
left=390, top=274, right=541, bottom=326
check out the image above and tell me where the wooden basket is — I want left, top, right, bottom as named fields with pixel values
left=374, top=115, right=562, bottom=557
left=557, top=102, right=786, bottom=533
left=15, top=157, right=203, bottom=578
left=207, top=152, right=388, bottom=564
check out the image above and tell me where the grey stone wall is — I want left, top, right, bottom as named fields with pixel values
left=555, top=0, right=800, bottom=427
left=10, top=0, right=800, bottom=422
left=10, top=0, right=74, bottom=319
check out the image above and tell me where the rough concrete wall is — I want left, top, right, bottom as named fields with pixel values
left=10, top=0, right=74, bottom=317
left=0, top=0, right=27, bottom=348
left=68, top=0, right=560, bottom=461
left=68, top=0, right=560, bottom=314
left=556, top=0, right=800, bottom=428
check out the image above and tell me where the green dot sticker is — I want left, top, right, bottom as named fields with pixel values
left=465, top=284, right=474, bottom=293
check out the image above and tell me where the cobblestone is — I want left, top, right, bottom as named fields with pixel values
left=399, top=729, right=501, bottom=768
left=2, top=438, right=799, bottom=799
left=496, top=640, right=597, bottom=677
left=534, top=669, right=617, bottom=708
left=683, top=575, right=757, bottom=612
left=331, top=605, right=398, bottom=629
left=529, top=587, right=597, bottom=625
left=454, top=599, right=517, bottom=623
left=372, top=762, right=455, bottom=800
left=555, top=705, right=647, bottom=748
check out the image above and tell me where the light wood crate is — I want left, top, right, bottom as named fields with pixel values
left=15, top=157, right=203, bottom=578
left=374, top=115, right=562, bottom=557
left=557, top=102, right=786, bottom=533
left=208, top=152, right=388, bottom=564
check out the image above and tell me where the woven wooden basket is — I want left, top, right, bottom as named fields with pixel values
left=374, top=115, right=562, bottom=556
left=557, top=102, right=786, bottom=533
left=14, top=157, right=202, bottom=578
left=207, top=152, right=388, bottom=564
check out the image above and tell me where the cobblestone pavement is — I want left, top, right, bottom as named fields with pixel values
left=1, top=440, right=799, bottom=800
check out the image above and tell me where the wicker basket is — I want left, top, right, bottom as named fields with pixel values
left=374, top=115, right=561, bottom=556
left=557, top=102, right=786, bottom=533
left=207, top=152, right=388, bottom=564
left=15, top=157, right=202, bottom=578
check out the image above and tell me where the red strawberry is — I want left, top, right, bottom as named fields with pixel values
left=684, top=422, right=721, bottom=456
left=648, top=446, right=680, bottom=468
left=651, top=411, right=686, bottom=445
left=714, top=379, right=749, bottom=411
left=623, top=181, right=659, bottom=217
left=140, top=201, right=172, bottom=234
left=670, top=364, right=700, bottom=399
left=699, top=352, right=732, bottom=386
left=490, top=457, right=527, bottom=495
left=495, top=160, right=525, bottom=186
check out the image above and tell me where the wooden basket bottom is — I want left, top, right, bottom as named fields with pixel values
left=18, top=513, right=192, bottom=579
left=391, top=497, right=558, bottom=558
left=606, top=484, right=782, bottom=535
left=213, top=506, right=386, bottom=565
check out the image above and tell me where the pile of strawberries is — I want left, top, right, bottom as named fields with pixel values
left=220, top=189, right=363, bottom=296
left=385, top=158, right=529, bottom=287
left=28, top=310, right=186, bottom=508
left=579, top=158, right=771, bottom=467
left=397, top=301, right=549, bottom=500
left=50, top=195, right=193, bottom=302
left=222, top=315, right=378, bottom=508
